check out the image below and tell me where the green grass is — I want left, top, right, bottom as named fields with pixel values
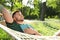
left=0, top=28, right=14, bottom=40
left=30, top=19, right=60, bottom=36
left=0, top=19, right=60, bottom=39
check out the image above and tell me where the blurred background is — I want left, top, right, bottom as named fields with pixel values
left=0, top=0, right=60, bottom=40
left=0, top=0, right=60, bottom=20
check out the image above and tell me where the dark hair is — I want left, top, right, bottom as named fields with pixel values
left=12, top=10, right=21, bottom=18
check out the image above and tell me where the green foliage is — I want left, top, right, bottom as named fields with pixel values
left=0, top=28, right=13, bottom=40
left=46, top=0, right=60, bottom=19
left=33, top=0, right=41, bottom=19
left=46, top=7, right=58, bottom=18
left=12, top=0, right=23, bottom=11
left=22, top=6, right=40, bottom=19
left=47, top=0, right=57, bottom=8
left=0, top=0, right=60, bottom=19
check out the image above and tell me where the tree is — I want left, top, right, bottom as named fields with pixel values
left=0, top=0, right=23, bottom=11
left=40, top=0, right=47, bottom=21
left=40, top=2, right=46, bottom=21
left=56, top=0, right=60, bottom=18
left=46, top=0, right=60, bottom=19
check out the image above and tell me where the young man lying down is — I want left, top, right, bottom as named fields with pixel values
left=0, top=4, right=41, bottom=36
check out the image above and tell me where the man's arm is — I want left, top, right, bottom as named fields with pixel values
left=24, top=28, right=41, bottom=36
left=0, top=4, right=13, bottom=23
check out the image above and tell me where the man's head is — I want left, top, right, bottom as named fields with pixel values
left=12, top=10, right=24, bottom=22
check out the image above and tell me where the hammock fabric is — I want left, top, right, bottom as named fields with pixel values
left=0, top=24, right=60, bottom=40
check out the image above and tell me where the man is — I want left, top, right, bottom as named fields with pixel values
left=0, top=4, right=41, bottom=36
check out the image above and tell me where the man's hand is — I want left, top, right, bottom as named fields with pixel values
left=24, top=28, right=41, bottom=36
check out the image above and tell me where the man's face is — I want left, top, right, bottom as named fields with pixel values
left=13, top=11, right=24, bottom=21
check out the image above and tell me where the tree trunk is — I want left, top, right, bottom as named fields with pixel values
left=40, top=2, right=46, bottom=21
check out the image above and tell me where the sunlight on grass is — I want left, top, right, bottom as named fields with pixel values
left=0, top=28, right=13, bottom=40
left=30, top=20, right=60, bottom=36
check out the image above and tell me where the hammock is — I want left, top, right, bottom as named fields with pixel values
left=0, top=24, right=60, bottom=40
left=0, top=20, right=60, bottom=40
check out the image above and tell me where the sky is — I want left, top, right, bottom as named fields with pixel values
left=42, top=0, right=46, bottom=3
left=22, top=0, right=46, bottom=8
left=22, top=0, right=28, bottom=5
left=22, top=0, right=46, bottom=5
left=22, top=0, right=34, bottom=8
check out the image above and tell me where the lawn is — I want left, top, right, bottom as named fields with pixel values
left=0, top=19, right=60, bottom=40
left=30, top=20, right=60, bottom=36
left=0, top=28, right=13, bottom=40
